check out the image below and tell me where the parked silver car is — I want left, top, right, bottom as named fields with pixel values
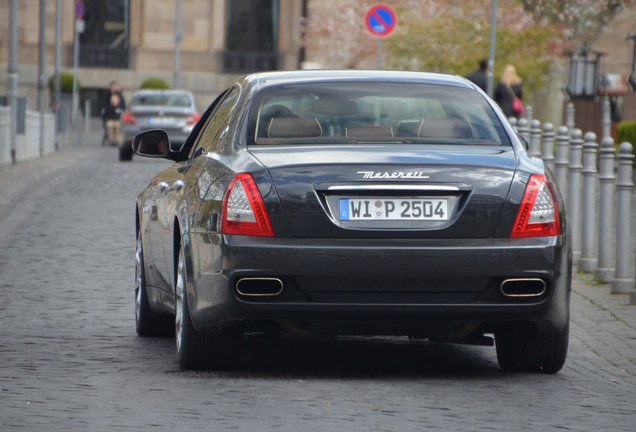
left=119, top=89, right=200, bottom=161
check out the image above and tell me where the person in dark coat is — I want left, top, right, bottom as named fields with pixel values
left=102, top=80, right=126, bottom=112
left=101, top=81, right=126, bottom=145
left=466, top=59, right=488, bottom=92
left=494, top=64, right=524, bottom=119
left=103, top=93, right=124, bottom=146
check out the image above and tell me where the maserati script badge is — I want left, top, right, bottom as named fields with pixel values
left=357, top=171, right=430, bottom=179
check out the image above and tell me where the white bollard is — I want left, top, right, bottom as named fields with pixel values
left=555, top=126, right=570, bottom=197
left=567, top=129, right=583, bottom=263
left=578, top=132, right=598, bottom=273
left=529, top=119, right=542, bottom=158
left=612, top=142, right=634, bottom=294
left=595, top=137, right=616, bottom=283
left=541, top=123, right=555, bottom=174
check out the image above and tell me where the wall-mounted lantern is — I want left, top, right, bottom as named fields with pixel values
left=627, top=34, right=636, bottom=89
left=566, top=43, right=605, bottom=99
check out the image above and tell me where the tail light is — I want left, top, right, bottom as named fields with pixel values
left=186, top=113, right=201, bottom=126
left=221, top=173, right=274, bottom=237
left=510, top=174, right=560, bottom=238
left=122, top=112, right=136, bottom=125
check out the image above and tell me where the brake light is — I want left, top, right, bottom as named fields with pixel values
left=186, top=113, right=201, bottom=126
left=221, top=173, right=274, bottom=237
left=510, top=174, right=560, bottom=238
left=122, top=112, right=135, bottom=125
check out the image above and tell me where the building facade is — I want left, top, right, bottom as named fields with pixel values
left=0, top=0, right=305, bottom=114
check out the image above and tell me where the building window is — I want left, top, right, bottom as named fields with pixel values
left=79, top=0, right=130, bottom=69
left=223, top=0, right=279, bottom=73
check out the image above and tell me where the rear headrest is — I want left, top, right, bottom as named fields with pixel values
left=268, top=117, right=323, bottom=138
left=395, top=121, right=420, bottom=137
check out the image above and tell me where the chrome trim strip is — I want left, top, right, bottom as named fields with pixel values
left=327, top=185, right=460, bottom=191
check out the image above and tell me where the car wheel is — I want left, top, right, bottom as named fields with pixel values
left=174, top=244, right=242, bottom=370
left=495, top=322, right=569, bottom=374
left=135, top=231, right=172, bottom=336
left=118, top=143, right=133, bottom=161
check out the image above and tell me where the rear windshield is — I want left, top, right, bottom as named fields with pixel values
left=247, top=82, right=510, bottom=146
left=131, top=93, right=193, bottom=107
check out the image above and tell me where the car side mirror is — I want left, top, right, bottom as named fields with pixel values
left=132, top=129, right=172, bottom=159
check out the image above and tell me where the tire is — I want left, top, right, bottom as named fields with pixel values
left=175, top=245, right=242, bottom=370
left=495, top=322, right=569, bottom=374
left=118, top=143, right=133, bottom=161
left=135, top=231, right=172, bottom=337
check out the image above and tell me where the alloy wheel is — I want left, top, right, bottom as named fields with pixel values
left=134, top=234, right=143, bottom=326
left=175, top=248, right=186, bottom=354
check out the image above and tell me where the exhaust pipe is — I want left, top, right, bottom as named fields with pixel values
left=499, top=278, right=546, bottom=297
left=236, top=278, right=284, bottom=297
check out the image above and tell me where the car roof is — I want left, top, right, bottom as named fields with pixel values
left=239, top=70, right=476, bottom=91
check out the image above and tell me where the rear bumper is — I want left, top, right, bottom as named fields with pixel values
left=187, top=235, right=571, bottom=334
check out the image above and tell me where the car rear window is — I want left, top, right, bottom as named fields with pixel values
left=247, top=82, right=510, bottom=147
left=131, top=93, right=193, bottom=108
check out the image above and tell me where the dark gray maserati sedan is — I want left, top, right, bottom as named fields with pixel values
left=133, top=70, right=571, bottom=373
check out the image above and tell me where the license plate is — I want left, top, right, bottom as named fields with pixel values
left=338, top=198, right=448, bottom=221
left=148, top=116, right=174, bottom=125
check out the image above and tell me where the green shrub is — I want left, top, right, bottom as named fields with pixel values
left=47, top=71, right=80, bottom=93
left=139, top=77, right=170, bottom=90
left=616, top=121, right=636, bottom=144
left=616, top=121, right=636, bottom=155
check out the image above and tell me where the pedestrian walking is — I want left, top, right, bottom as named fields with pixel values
left=494, top=64, right=524, bottom=118
left=466, top=59, right=488, bottom=92
left=101, top=81, right=126, bottom=146
left=103, top=80, right=126, bottom=112
left=103, top=93, right=124, bottom=146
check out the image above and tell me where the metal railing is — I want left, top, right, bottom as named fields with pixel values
left=510, top=113, right=635, bottom=303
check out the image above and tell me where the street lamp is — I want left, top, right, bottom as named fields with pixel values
left=566, top=43, right=605, bottom=99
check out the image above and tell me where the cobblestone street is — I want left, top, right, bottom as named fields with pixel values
left=0, top=137, right=635, bottom=431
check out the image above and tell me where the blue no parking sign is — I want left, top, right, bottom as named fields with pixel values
left=365, top=3, right=398, bottom=38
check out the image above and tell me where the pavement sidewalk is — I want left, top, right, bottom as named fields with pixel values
left=572, top=271, right=636, bottom=334
left=0, top=125, right=99, bottom=242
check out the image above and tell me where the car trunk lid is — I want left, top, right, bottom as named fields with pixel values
left=249, top=144, right=517, bottom=239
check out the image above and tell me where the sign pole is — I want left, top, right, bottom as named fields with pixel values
left=173, top=0, right=182, bottom=89
left=54, top=0, right=62, bottom=148
left=365, top=3, right=397, bottom=70
left=7, top=0, right=18, bottom=164
left=487, top=0, right=497, bottom=98
left=72, top=26, right=79, bottom=123
left=38, top=0, right=46, bottom=156
left=72, top=1, right=85, bottom=123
